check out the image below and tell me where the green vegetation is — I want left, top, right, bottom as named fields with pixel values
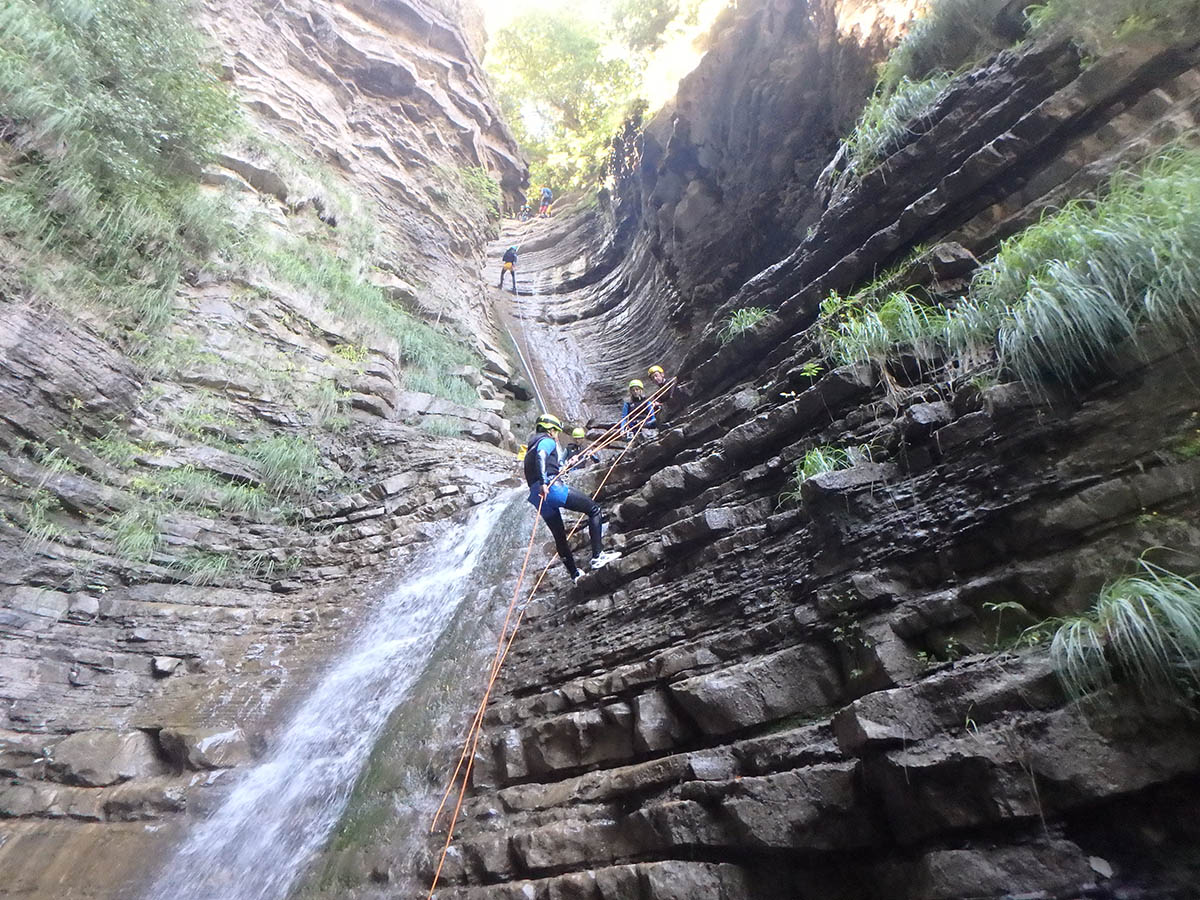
left=840, top=74, right=953, bottom=180
left=107, top=506, right=160, bottom=561
left=458, top=166, right=502, bottom=218
left=489, top=6, right=638, bottom=190
left=778, top=445, right=869, bottom=505
left=878, top=0, right=1015, bottom=91
left=1027, top=0, right=1200, bottom=53
left=252, top=237, right=475, bottom=399
left=947, top=148, right=1200, bottom=387
left=419, top=416, right=462, bottom=438
left=248, top=436, right=322, bottom=496
left=0, top=0, right=237, bottom=332
left=821, top=289, right=947, bottom=368
left=815, top=148, right=1200, bottom=391
left=175, top=549, right=231, bottom=585
left=21, top=488, right=65, bottom=547
left=1037, top=560, right=1200, bottom=703
left=156, top=466, right=273, bottom=517
left=404, top=371, right=478, bottom=407
left=487, top=1, right=722, bottom=191
left=719, top=307, right=770, bottom=344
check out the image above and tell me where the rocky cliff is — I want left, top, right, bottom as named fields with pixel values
left=431, top=4, right=1200, bottom=899
left=0, top=1, right=528, bottom=896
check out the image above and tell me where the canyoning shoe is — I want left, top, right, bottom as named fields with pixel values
left=571, top=571, right=586, bottom=585
left=590, top=550, right=620, bottom=570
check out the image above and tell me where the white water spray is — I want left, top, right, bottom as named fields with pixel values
left=148, top=495, right=514, bottom=900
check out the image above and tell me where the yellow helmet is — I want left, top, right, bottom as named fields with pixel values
left=571, top=427, right=586, bottom=438
left=628, top=379, right=644, bottom=390
left=535, top=412, right=563, bottom=432
left=648, top=365, right=664, bottom=376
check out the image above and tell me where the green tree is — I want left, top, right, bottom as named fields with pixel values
left=612, top=0, right=678, bottom=51
left=489, top=5, right=639, bottom=191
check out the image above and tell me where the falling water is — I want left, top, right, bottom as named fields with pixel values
left=148, top=493, right=517, bottom=900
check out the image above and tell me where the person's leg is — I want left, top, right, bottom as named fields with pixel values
left=499, top=265, right=505, bottom=288
left=540, top=507, right=578, bottom=576
left=561, top=487, right=603, bottom=557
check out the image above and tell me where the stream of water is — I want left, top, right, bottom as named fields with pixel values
left=147, top=494, right=516, bottom=900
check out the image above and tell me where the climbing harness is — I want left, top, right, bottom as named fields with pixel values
left=424, top=379, right=676, bottom=899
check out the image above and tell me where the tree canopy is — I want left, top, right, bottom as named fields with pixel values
left=487, top=0, right=719, bottom=197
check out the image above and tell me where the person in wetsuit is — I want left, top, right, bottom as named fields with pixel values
left=524, top=413, right=618, bottom=583
left=620, top=379, right=657, bottom=438
left=499, top=245, right=518, bottom=292
left=563, top=427, right=595, bottom=468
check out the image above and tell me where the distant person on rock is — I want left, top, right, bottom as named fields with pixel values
left=499, top=245, right=518, bottom=292
left=524, top=413, right=619, bottom=583
left=621, top=379, right=657, bottom=438
left=648, top=364, right=675, bottom=400
left=563, top=427, right=594, bottom=468
left=518, top=202, right=532, bottom=222
left=647, top=364, right=674, bottom=423
left=539, top=186, right=553, bottom=217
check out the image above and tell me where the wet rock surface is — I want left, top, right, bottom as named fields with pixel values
left=434, top=11, right=1200, bottom=900
left=0, top=0, right=527, bottom=896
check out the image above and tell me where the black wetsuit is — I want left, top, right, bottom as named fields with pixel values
left=524, top=432, right=602, bottom=577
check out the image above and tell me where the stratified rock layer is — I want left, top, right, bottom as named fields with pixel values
left=440, top=11, right=1200, bottom=900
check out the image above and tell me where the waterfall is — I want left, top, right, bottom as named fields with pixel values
left=148, top=493, right=519, bottom=900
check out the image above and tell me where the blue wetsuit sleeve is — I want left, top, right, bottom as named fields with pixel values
left=533, top=436, right=550, bottom=483
left=620, top=401, right=630, bottom=431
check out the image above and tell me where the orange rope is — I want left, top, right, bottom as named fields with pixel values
left=424, top=390, right=665, bottom=898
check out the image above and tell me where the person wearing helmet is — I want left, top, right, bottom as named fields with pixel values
left=539, top=186, right=553, bottom=217
left=563, top=426, right=593, bottom=468
left=524, top=413, right=619, bottom=582
left=499, top=245, right=518, bottom=292
left=620, top=379, right=657, bottom=437
left=646, top=364, right=674, bottom=420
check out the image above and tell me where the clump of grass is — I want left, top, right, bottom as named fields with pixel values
left=0, top=0, right=237, bottom=332
left=420, top=416, right=462, bottom=438
left=175, top=550, right=231, bottom=586
left=311, top=378, right=350, bottom=428
left=1027, top=0, right=1200, bottom=53
left=946, top=147, right=1200, bottom=387
left=21, top=489, right=64, bottom=547
left=404, top=372, right=478, bottom=407
left=248, top=436, right=322, bottom=496
left=108, top=506, right=161, bottom=561
left=1037, top=560, right=1200, bottom=702
left=778, top=445, right=870, bottom=505
left=822, top=289, right=948, bottom=368
left=252, top=237, right=476, bottom=392
left=459, top=166, right=502, bottom=219
left=880, top=0, right=1019, bottom=91
left=155, top=465, right=273, bottom=517
left=89, top=432, right=143, bottom=470
left=840, top=74, right=954, bottom=180
left=719, top=307, right=771, bottom=344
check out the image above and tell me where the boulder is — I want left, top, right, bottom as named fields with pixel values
left=668, top=644, right=841, bottom=736
left=159, top=726, right=252, bottom=770
left=50, top=730, right=168, bottom=787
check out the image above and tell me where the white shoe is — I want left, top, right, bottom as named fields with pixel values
left=571, top=571, right=586, bottom=585
left=590, top=550, right=620, bottom=570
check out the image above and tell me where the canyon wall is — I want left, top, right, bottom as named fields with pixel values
left=0, top=1, right=527, bottom=896
left=436, top=5, right=1200, bottom=900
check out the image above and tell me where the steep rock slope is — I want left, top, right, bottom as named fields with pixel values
left=440, top=10, right=1200, bottom=900
left=0, top=1, right=527, bottom=896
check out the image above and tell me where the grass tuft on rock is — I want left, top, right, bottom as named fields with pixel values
left=840, top=74, right=953, bottom=181
left=1040, top=560, right=1200, bottom=702
left=719, top=307, right=770, bottom=344
left=948, top=147, right=1200, bottom=387
left=0, top=0, right=237, bottom=332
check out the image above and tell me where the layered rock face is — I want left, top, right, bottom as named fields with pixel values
left=0, top=1, right=527, bottom=896
left=440, top=8, right=1200, bottom=900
